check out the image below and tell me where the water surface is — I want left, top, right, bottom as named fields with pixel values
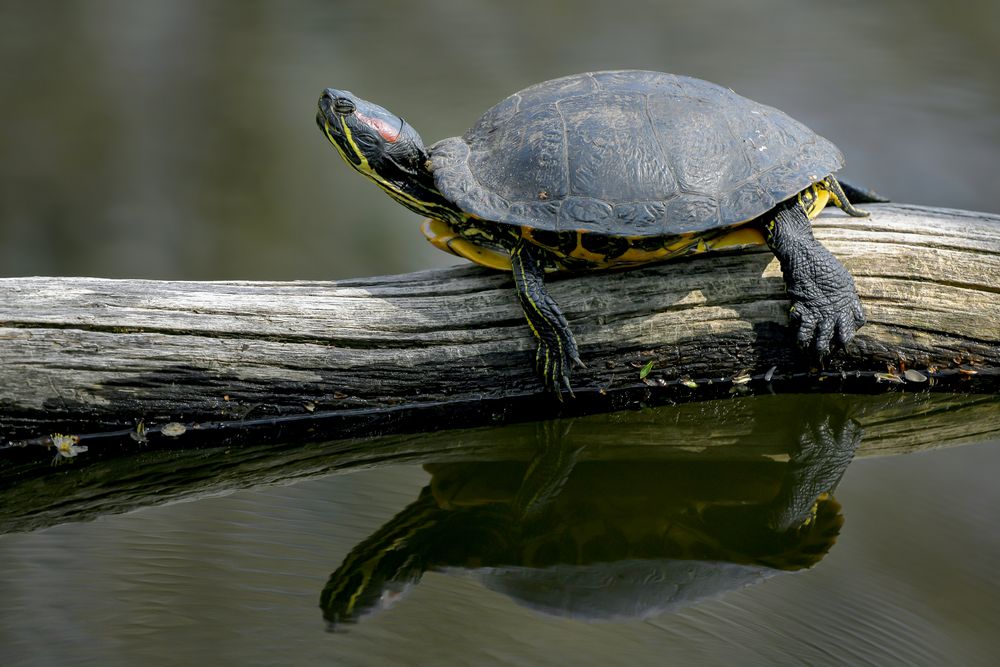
left=1, top=396, right=999, bottom=666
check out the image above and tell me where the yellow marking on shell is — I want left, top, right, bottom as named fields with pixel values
left=518, top=229, right=550, bottom=249
left=424, top=209, right=770, bottom=275
left=518, top=223, right=770, bottom=271
left=612, top=250, right=664, bottom=264
left=567, top=232, right=608, bottom=265
left=613, top=245, right=682, bottom=264
left=707, top=226, right=767, bottom=248
left=421, top=219, right=512, bottom=270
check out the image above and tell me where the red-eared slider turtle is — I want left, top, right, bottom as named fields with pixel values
left=317, top=71, right=877, bottom=396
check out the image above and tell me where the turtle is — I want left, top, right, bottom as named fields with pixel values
left=316, top=70, right=880, bottom=396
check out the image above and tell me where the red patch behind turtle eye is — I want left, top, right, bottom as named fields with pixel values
left=356, top=111, right=401, bottom=143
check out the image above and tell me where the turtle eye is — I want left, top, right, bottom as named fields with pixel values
left=334, top=97, right=356, bottom=115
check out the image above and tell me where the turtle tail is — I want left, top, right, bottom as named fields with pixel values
left=836, top=179, right=890, bottom=204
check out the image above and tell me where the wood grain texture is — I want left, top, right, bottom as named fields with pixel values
left=1, top=204, right=998, bottom=438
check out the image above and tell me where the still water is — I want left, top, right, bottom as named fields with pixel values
left=2, top=395, right=1000, bottom=666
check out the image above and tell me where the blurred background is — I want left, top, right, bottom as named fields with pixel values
left=1, top=0, right=997, bottom=281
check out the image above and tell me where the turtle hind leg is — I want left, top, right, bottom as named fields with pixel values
left=763, top=200, right=866, bottom=355
left=823, top=176, right=883, bottom=218
left=513, top=420, right=582, bottom=520
left=510, top=239, right=584, bottom=399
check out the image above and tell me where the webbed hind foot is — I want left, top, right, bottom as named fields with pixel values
left=511, top=240, right=585, bottom=399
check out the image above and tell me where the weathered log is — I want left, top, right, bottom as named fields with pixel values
left=2, top=392, right=997, bottom=533
left=1, top=204, right=998, bottom=443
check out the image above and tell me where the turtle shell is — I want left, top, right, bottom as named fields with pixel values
left=429, top=70, right=844, bottom=236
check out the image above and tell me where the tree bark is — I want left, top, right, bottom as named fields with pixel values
left=1, top=204, right=998, bottom=443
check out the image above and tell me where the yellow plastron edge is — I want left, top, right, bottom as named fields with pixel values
left=421, top=218, right=513, bottom=271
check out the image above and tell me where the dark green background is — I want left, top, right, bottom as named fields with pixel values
left=1, top=0, right=997, bottom=280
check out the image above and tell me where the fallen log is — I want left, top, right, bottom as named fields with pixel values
left=2, top=392, right=998, bottom=534
left=1, top=204, right=998, bottom=444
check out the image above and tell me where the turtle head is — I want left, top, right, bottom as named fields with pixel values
left=317, top=89, right=426, bottom=175
left=318, top=89, right=457, bottom=220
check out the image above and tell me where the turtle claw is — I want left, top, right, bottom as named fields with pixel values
left=814, top=314, right=837, bottom=357
left=791, top=304, right=819, bottom=351
left=836, top=304, right=864, bottom=349
left=791, top=292, right=866, bottom=357
left=534, top=336, right=578, bottom=401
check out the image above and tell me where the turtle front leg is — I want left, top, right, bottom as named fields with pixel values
left=764, top=200, right=866, bottom=355
left=510, top=239, right=584, bottom=398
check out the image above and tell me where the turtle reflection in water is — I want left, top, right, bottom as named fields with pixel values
left=320, top=415, right=861, bottom=626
